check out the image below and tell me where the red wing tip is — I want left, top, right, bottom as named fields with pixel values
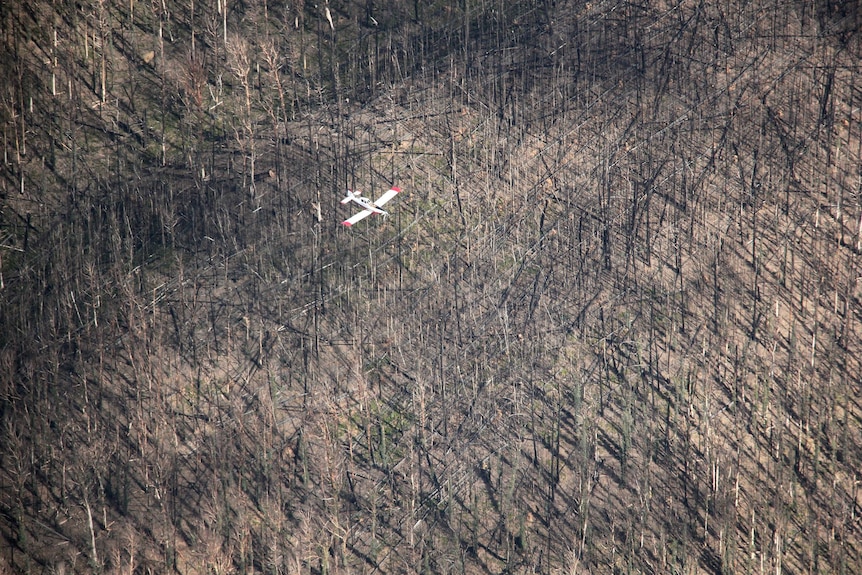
left=342, top=221, right=352, bottom=227
left=391, top=186, right=401, bottom=193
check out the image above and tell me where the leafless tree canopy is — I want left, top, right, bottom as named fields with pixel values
left=1, top=0, right=861, bottom=573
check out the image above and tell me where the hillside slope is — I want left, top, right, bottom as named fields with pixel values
left=1, top=1, right=861, bottom=574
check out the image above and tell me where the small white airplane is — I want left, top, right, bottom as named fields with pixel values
left=340, top=186, right=401, bottom=226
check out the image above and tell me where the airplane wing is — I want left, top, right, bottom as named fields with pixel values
left=373, top=186, right=401, bottom=208
left=342, top=209, right=374, bottom=227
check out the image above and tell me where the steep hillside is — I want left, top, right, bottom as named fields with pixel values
left=1, top=1, right=861, bottom=574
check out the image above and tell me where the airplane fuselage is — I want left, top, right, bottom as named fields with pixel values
left=343, top=191, right=388, bottom=214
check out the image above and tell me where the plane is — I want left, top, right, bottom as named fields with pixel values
left=340, top=186, right=401, bottom=226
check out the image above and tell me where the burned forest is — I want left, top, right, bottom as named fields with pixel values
left=1, top=0, right=861, bottom=573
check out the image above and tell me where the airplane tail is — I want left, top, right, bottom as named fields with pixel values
left=341, top=190, right=357, bottom=204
